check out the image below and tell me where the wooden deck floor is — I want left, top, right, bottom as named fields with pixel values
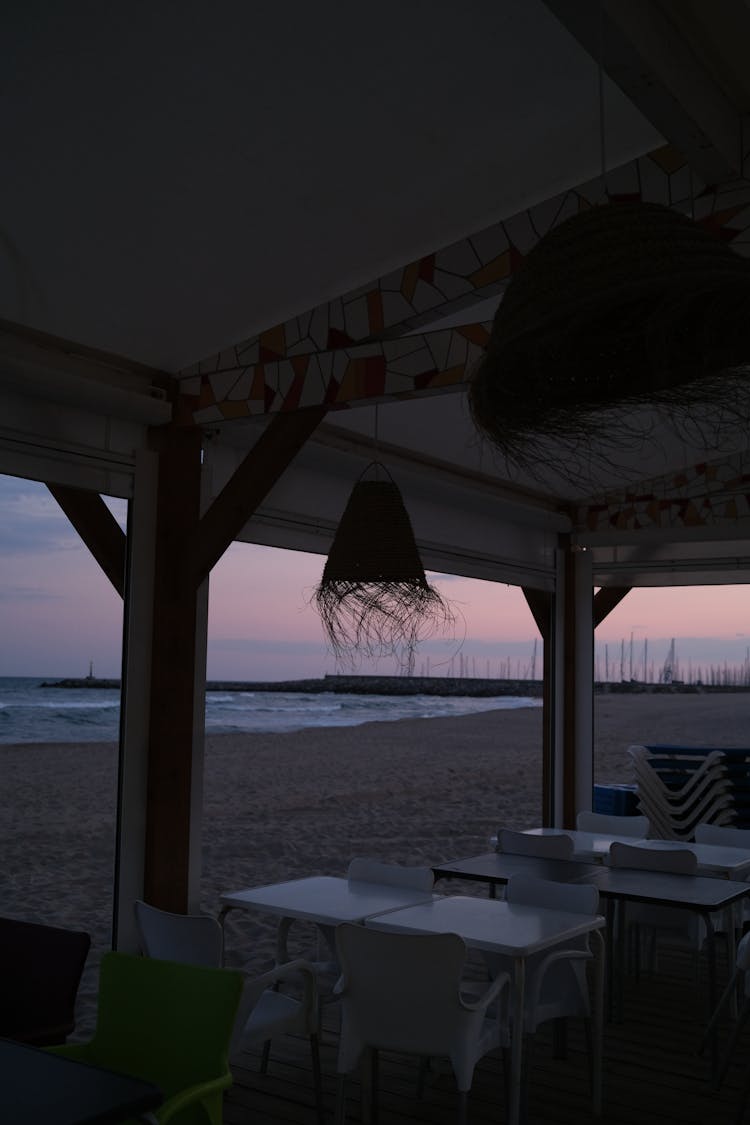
left=223, top=950, right=750, bottom=1125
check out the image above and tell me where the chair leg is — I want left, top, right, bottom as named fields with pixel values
left=719, top=1001, right=750, bottom=1090
left=456, top=1089, right=468, bottom=1125
left=370, top=1047, right=379, bottom=1125
left=416, top=1056, right=429, bottom=1099
left=334, top=1073, right=347, bottom=1125
left=552, top=1017, right=567, bottom=1059
left=737, top=1069, right=750, bottom=1125
left=260, top=1038, right=271, bottom=1074
left=310, top=1033, right=325, bottom=1125
left=583, top=1016, right=594, bottom=1094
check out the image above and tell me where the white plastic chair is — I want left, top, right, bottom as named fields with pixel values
left=276, top=858, right=436, bottom=988
left=628, top=745, right=734, bottom=840
left=480, top=874, right=601, bottom=1098
left=576, top=810, right=650, bottom=837
left=134, top=899, right=325, bottom=1124
left=347, top=856, right=435, bottom=891
left=496, top=829, right=574, bottom=860
left=606, top=843, right=706, bottom=976
left=695, top=821, right=750, bottom=930
left=695, top=822, right=750, bottom=849
left=333, top=923, right=509, bottom=1125
left=703, top=930, right=750, bottom=1112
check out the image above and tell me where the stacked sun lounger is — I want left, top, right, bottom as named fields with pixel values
left=628, top=744, right=741, bottom=839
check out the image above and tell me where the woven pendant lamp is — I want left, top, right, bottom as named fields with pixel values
left=314, top=463, right=454, bottom=669
left=469, top=200, right=750, bottom=475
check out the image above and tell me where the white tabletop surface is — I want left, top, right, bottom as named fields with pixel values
left=220, top=875, right=436, bottom=925
left=526, top=828, right=750, bottom=876
left=581, top=865, right=750, bottom=909
left=364, top=894, right=605, bottom=955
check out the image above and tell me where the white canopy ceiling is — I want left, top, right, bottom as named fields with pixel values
left=3, top=0, right=750, bottom=589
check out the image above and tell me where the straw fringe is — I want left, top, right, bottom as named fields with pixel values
left=314, top=472, right=456, bottom=670
left=469, top=201, right=750, bottom=478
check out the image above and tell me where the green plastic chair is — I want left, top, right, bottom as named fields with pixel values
left=51, top=951, right=244, bottom=1124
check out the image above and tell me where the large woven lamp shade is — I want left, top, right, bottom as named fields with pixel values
left=314, top=464, right=454, bottom=669
left=469, top=200, right=750, bottom=474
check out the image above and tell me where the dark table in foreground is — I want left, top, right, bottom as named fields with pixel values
left=1, top=1038, right=162, bottom=1125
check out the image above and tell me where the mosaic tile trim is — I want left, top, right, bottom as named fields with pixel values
left=575, top=455, right=750, bottom=533
left=179, top=142, right=750, bottom=425
left=179, top=325, right=491, bottom=425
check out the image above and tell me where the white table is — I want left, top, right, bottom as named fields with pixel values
left=219, top=875, right=438, bottom=966
left=433, top=850, right=750, bottom=1083
left=525, top=828, right=750, bottom=877
left=365, top=894, right=606, bottom=1125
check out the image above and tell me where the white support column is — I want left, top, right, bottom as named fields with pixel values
left=550, top=548, right=566, bottom=827
left=112, top=448, right=158, bottom=951
left=572, top=546, right=594, bottom=816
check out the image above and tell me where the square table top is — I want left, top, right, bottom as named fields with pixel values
left=365, top=894, right=605, bottom=956
left=578, top=864, right=750, bottom=910
left=432, top=852, right=750, bottom=912
left=433, top=852, right=602, bottom=886
left=1, top=1038, right=161, bottom=1125
left=220, top=875, right=437, bottom=926
left=525, top=828, right=750, bottom=876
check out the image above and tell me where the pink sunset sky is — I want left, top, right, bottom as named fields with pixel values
left=1, top=473, right=748, bottom=681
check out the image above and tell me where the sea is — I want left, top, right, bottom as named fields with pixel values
left=0, top=676, right=540, bottom=744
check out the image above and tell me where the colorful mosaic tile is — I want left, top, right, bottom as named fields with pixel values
left=575, top=456, right=750, bottom=533
left=178, top=141, right=750, bottom=424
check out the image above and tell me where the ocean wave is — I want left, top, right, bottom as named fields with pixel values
left=0, top=678, right=540, bottom=743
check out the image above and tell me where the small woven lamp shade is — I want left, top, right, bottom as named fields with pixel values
left=469, top=200, right=750, bottom=472
left=314, top=465, right=454, bottom=668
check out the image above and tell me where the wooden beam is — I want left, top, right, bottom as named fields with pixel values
left=542, top=0, right=743, bottom=182
left=47, top=484, right=127, bottom=596
left=593, top=585, right=631, bottom=627
left=522, top=587, right=551, bottom=641
left=195, top=406, right=328, bottom=583
left=143, top=425, right=203, bottom=912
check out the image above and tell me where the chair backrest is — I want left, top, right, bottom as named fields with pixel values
left=505, top=875, right=599, bottom=916
left=134, top=900, right=223, bottom=968
left=694, top=822, right=750, bottom=849
left=496, top=829, right=574, bottom=861
left=576, top=811, right=650, bottom=837
left=336, top=924, right=468, bottom=1054
left=346, top=858, right=435, bottom=891
left=608, top=842, right=697, bottom=874
left=0, top=916, right=91, bottom=1046
left=87, top=952, right=243, bottom=1101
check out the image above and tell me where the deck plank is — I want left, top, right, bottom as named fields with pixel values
left=224, top=949, right=750, bottom=1124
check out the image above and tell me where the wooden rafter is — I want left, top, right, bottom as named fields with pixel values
left=47, top=484, right=127, bottom=596
left=593, top=585, right=632, bottom=626
left=195, top=406, right=328, bottom=583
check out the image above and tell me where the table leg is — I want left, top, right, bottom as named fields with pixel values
left=703, top=911, right=720, bottom=1088
left=612, top=899, right=626, bottom=1023
left=509, top=956, right=526, bottom=1125
left=728, top=902, right=739, bottom=1021
left=591, top=929, right=605, bottom=1116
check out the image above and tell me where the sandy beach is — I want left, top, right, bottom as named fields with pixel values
left=3, top=691, right=750, bottom=1036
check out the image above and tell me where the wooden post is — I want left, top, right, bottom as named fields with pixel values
left=143, top=425, right=203, bottom=912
